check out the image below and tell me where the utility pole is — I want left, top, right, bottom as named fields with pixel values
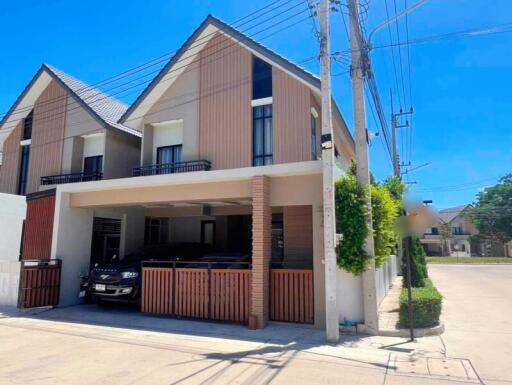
left=319, top=0, right=339, bottom=343
left=391, top=105, right=413, bottom=178
left=348, top=0, right=379, bottom=334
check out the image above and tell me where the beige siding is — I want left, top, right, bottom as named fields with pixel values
left=283, top=205, right=313, bottom=269
left=103, top=129, right=141, bottom=179
left=143, top=61, right=200, bottom=164
left=27, top=80, right=68, bottom=193
left=198, top=33, right=252, bottom=170
left=273, top=67, right=311, bottom=164
left=61, top=95, right=104, bottom=174
left=0, top=121, right=23, bottom=194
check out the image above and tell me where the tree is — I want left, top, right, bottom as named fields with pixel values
left=402, top=237, right=428, bottom=287
left=473, top=174, right=512, bottom=244
left=439, top=222, right=452, bottom=256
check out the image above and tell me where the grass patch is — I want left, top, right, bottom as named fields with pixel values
left=427, top=256, right=512, bottom=264
left=398, top=279, right=442, bottom=329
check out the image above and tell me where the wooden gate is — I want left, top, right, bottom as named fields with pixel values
left=18, top=259, right=61, bottom=309
left=141, top=264, right=251, bottom=323
left=270, top=269, right=314, bottom=324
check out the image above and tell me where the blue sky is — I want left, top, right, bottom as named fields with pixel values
left=1, top=0, right=511, bottom=209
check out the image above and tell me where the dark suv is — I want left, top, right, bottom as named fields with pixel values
left=84, top=243, right=211, bottom=304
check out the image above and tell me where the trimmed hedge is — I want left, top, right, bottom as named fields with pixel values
left=398, top=279, right=442, bottom=328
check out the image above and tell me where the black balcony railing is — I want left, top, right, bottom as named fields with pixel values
left=40, top=172, right=103, bottom=185
left=133, top=160, right=211, bottom=177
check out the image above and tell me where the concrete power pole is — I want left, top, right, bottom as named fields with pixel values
left=319, top=0, right=339, bottom=343
left=348, top=0, right=379, bottom=334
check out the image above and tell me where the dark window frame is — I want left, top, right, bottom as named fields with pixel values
left=83, top=155, right=103, bottom=175
left=22, top=110, right=33, bottom=140
left=252, top=56, right=272, bottom=100
left=17, top=145, right=30, bottom=195
left=156, top=144, right=182, bottom=165
left=252, top=104, right=273, bottom=166
left=311, top=114, right=318, bottom=160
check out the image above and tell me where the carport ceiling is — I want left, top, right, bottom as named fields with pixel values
left=142, top=199, right=252, bottom=209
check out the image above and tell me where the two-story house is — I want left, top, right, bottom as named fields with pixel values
left=46, top=16, right=354, bottom=327
left=0, top=64, right=141, bottom=259
left=421, top=204, right=478, bottom=256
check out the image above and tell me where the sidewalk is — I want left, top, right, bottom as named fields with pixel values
left=378, top=277, right=444, bottom=338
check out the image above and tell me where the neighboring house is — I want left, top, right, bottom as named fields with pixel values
left=421, top=204, right=478, bottom=256
left=0, top=64, right=141, bottom=197
left=0, top=64, right=141, bottom=260
left=0, top=16, right=397, bottom=333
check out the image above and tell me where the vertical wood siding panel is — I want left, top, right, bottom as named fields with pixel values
left=27, top=80, right=67, bottom=194
left=22, top=195, right=56, bottom=260
left=283, top=205, right=313, bottom=269
left=199, top=33, right=252, bottom=170
left=273, top=68, right=311, bottom=164
left=0, top=121, right=23, bottom=194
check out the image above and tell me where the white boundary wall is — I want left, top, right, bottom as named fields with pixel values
left=0, top=193, right=26, bottom=307
left=337, top=254, right=399, bottom=323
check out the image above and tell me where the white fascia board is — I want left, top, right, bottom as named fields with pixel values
left=80, top=132, right=105, bottom=139
left=251, top=97, right=273, bottom=107
left=2, top=71, right=52, bottom=130
left=122, top=24, right=218, bottom=131
left=56, top=160, right=322, bottom=194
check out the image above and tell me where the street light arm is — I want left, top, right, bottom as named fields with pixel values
left=368, top=0, right=428, bottom=45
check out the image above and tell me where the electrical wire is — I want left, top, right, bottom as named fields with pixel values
left=0, top=0, right=301, bottom=122
left=0, top=18, right=315, bottom=158
left=0, top=6, right=311, bottom=134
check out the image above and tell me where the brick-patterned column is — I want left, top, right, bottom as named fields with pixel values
left=251, top=175, right=271, bottom=328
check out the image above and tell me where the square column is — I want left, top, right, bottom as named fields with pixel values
left=251, top=175, right=271, bottom=328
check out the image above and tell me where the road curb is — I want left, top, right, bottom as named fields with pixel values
left=377, top=322, right=445, bottom=338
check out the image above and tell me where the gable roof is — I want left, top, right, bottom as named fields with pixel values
left=0, top=64, right=141, bottom=138
left=438, top=204, right=472, bottom=224
left=120, top=14, right=323, bottom=123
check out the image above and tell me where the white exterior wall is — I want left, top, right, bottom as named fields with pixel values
left=375, top=254, right=398, bottom=305
left=151, top=121, right=184, bottom=163
left=0, top=193, right=26, bottom=307
left=337, top=254, right=399, bottom=323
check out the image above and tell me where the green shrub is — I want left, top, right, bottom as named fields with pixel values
left=402, top=237, right=428, bottom=287
left=335, top=174, right=370, bottom=275
left=371, top=184, right=399, bottom=267
left=398, top=279, right=442, bottom=328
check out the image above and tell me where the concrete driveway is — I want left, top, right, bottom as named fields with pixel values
left=0, top=303, right=481, bottom=385
left=429, top=264, right=512, bottom=385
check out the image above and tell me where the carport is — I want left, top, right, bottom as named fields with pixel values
left=49, top=162, right=326, bottom=328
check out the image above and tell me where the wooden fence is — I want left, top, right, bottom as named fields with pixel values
left=141, top=267, right=251, bottom=322
left=18, top=259, right=61, bottom=309
left=270, top=269, right=314, bottom=324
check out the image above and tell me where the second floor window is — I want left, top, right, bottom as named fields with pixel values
left=311, top=114, right=318, bottom=160
left=157, top=145, right=182, bottom=164
left=84, top=155, right=103, bottom=175
left=22, top=110, right=33, bottom=140
left=17, top=145, right=30, bottom=195
left=253, top=57, right=272, bottom=100
left=253, top=105, right=273, bottom=166
left=157, top=144, right=182, bottom=174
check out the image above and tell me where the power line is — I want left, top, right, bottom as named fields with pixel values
left=0, top=6, right=310, bottom=133
left=0, top=21, right=315, bottom=158
left=0, top=0, right=301, bottom=122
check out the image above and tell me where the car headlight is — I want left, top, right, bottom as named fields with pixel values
left=121, top=271, right=139, bottom=279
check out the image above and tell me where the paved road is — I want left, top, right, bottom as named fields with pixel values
left=429, top=264, right=512, bottom=385
left=0, top=304, right=474, bottom=385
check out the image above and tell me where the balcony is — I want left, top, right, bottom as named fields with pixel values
left=40, top=172, right=103, bottom=186
left=133, top=160, right=211, bottom=177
